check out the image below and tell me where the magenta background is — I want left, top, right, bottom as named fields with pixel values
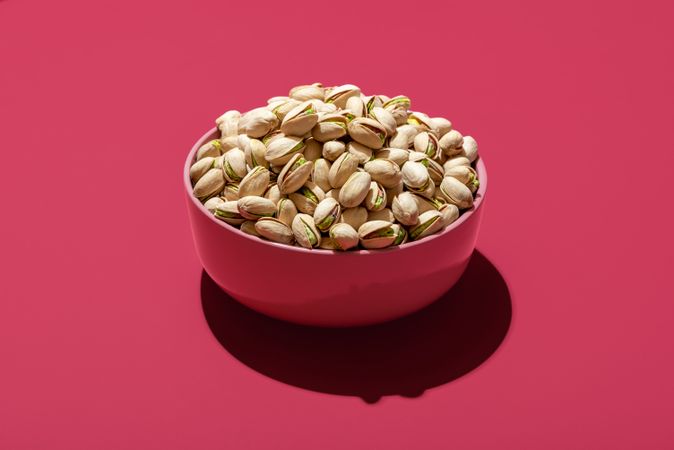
left=1, top=0, right=673, bottom=449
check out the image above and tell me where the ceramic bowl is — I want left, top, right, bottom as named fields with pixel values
left=185, top=128, right=488, bottom=327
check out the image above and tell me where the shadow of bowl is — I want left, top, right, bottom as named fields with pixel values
left=201, top=251, right=512, bottom=403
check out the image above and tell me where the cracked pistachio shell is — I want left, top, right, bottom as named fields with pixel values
left=314, top=101, right=338, bottom=114
left=439, top=203, right=460, bottom=228
left=281, top=100, right=319, bottom=136
left=215, top=110, right=241, bottom=138
left=445, top=165, right=479, bottom=193
left=340, top=206, right=368, bottom=230
left=369, top=107, right=397, bottom=136
left=255, top=217, right=294, bottom=245
left=214, top=200, right=245, bottom=225
left=443, top=156, right=471, bottom=171
left=388, top=124, right=419, bottom=149
left=367, top=208, right=395, bottom=223
left=261, top=130, right=284, bottom=146
left=263, top=184, right=281, bottom=205
left=339, top=172, right=372, bottom=208
left=364, top=95, right=385, bottom=113
left=347, top=117, right=387, bottom=149
left=311, top=114, right=348, bottom=142
left=439, top=176, right=474, bottom=209
left=313, top=197, right=341, bottom=232
left=346, top=141, right=373, bottom=165
left=322, top=140, right=346, bottom=161
left=237, top=196, right=277, bottom=220
left=385, top=183, right=403, bottom=207
left=238, top=107, right=279, bottom=138
left=346, top=96, right=365, bottom=117
left=240, top=220, right=261, bottom=237
left=222, top=183, right=239, bottom=201
left=190, top=156, right=216, bottom=183
left=409, top=210, right=444, bottom=241
left=270, top=99, right=301, bottom=121
left=392, top=191, right=419, bottom=226
left=289, top=83, right=325, bottom=101
left=311, top=158, right=332, bottom=192
left=203, top=196, right=225, bottom=214
left=223, top=148, right=247, bottom=183
left=461, top=136, right=479, bottom=163
left=407, top=112, right=434, bottom=133
left=328, top=152, right=359, bottom=188
left=288, top=181, right=325, bottom=214
left=244, top=139, right=269, bottom=169
left=415, top=179, right=436, bottom=199
left=364, top=181, right=387, bottom=211
left=196, top=139, right=224, bottom=160
left=374, top=147, right=410, bottom=167
left=318, top=237, right=339, bottom=250
left=265, top=136, right=305, bottom=166
left=363, top=159, right=402, bottom=189
left=383, top=95, right=411, bottom=126
left=413, top=132, right=441, bottom=159
left=329, top=223, right=359, bottom=251
left=238, top=166, right=271, bottom=197
left=430, top=117, right=452, bottom=137
left=276, top=198, right=298, bottom=227
left=401, top=161, right=430, bottom=190
left=193, top=168, right=225, bottom=200
left=292, top=214, right=321, bottom=249
left=391, top=223, right=408, bottom=246
left=412, top=193, right=443, bottom=214
left=303, top=138, right=323, bottom=161
left=277, top=153, right=313, bottom=194
left=439, top=129, right=464, bottom=156
left=409, top=152, right=444, bottom=185
left=324, top=84, right=362, bottom=108
left=220, top=135, right=241, bottom=153
left=358, top=220, right=396, bottom=249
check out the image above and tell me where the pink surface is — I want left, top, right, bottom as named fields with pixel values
left=1, top=0, right=673, bottom=448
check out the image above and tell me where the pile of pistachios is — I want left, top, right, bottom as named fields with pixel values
left=190, top=83, right=480, bottom=251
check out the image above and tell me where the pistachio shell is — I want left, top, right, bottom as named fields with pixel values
left=413, top=132, right=440, bottom=159
left=240, top=220, right=261, bottom=236
left=322, top=140, right=346, bottom=161
left=237, top=196, right=277, bottom=220
left=358, top=220, right=396, bottom=249
left=196, top=139, right=223, bottom=160
left=461, top=136, right=478, bottom=163
left=339, top=172, right=372, bottom=208
left=263, top=183, right=281, bottom=205
left=303, top=138, right=323, bottom=161
left=324, top=84, right=362, bottom=109
left=214, top=200, right=245, bottom=225
left=340, top=207, right=368, bottom=230
left=313, top=197, right=341, bottom=232
left=262, top=130, right=284, bottom=146
left=439, top=176, right=474, bottom=209
left=407, top=111, right=434, bottom=132
left=222, top=183, right=239, bottom=201
left=346, top=141, right=374, bottom=164
left=190, top=156, right=215, bottom=183
left=215, top=110, right=241, bottom=138
left=318, top=237, right=339, bottom=250
left=439, top=129, right=464, bottom=156
left=238, top=166, right=271, bottom=197
left=292, top=214, right=321, bottom=249
left=325, top=188, right=340, bottom=201
left=439, top=203, right=460, bottom=228
left=345, top=96, right=365, bottom=117
left=367, top=208, right=395, bottom=223
left=255, top=217, right=294, bottom=244
left=329, top=223, right=359, bottom=251
left=390, top=223, right=408, bottom=246
left=363, top=158, right=402, bottom=188
left=369, top=107, right=397, bottom=136
left=401, top=161, right=430, bottom=190
left=392, top=191, right=419, bottom=226
left=363, top=181, right=387, bottom=212
left=443, top=156, right=471, bottom=171
left=203, top=196, right=225, bottom=214
left=276, top=198, right=298, bottom=227
left=238, top=107, right=279, bottom=138
left=280, top=100, right=319, bottom=136
left=374, top=147, right=410, bottom=167
left=277, top=154, right=313, bottom=194
left=220, top=135, right=240, bottom=153
left=311, top=114, right=348, bottom=142
left=444, top=165, right=479, bottom=193
left=288, top=181, right=325, bottom=214
left=193, top=168, right=225, bottom=200
left=311, top=158, right=332, bottom=192
left=223, top=148, right=247, bottom=183
left=383, top=95, right=411, bottom=126
left=328, top=152, right=359, bottom=188
left=409, top=210, right=444, bottom=240
left=430, top=117, right=452, bottom=137
left=388, top=124, right=419, bottom=149
left=265, top=136, right=305, bottom=166
left=347, top=117, right=387, bottom=149
left=244, top=139, right=269, bottom=169
left=289, top=83, right=325, bottom=101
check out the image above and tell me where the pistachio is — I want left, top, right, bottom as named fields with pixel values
left=329, top=223, right=359, bottom=251
left=222, top=148, right=247, bottom=183
left=401, top=161, right=430, bottom=191
left=439, top=176, right=474, bottom=209
left=409, top=210, right=444, bottom=241
left=345, top=96, right=365, bottom=117
left=358, top=220, right=397, bottom=249
left=383, top=95, right=411, bottom=126
left=339, top=172, right=372, bottom=208
left=311, top=113, right=348, bottom=142
left=325, top=188, right=340, bottom=201
left=276, top=198, right=298, bottom=227
left=193, top=168, right=225, bottom=200
left=238, top=107, right=279, bottom=138
left=240, top=220, right=261, bottom=237
left=277, top=154, right=313, bottom=194
left=364, top=181, right=387, bottom=211
left=367, top=208, right=395, bottom=223
left=363, top=158, right=403, bottom=189
left=392, top=191, right=419, bottom=226
left=237, top=196, right=277, bottom=220
left=313, top=197, right=341, bottom=232
left=190, top=156, right=216, bottom=183
left=445, top=165, right=479, bottom=193
left=374, top=147, right=409, bottom=167
left=347, top=117, right=387, bottom=149
left=263, top=183, right=281, bottom=205
left=324, top=84, right=362, bottom=109
left=238, top=166, right=270, bottom=197
left=388, top=124, right=419, bottom=149
left=409, top=152, right=444, bottom=185
left=413, top=132, right=440, bottom=159
left=280, top=100, right=319, bottom=136
left=196, top=139, right=223, bottom=160
left=203, top=196, right=225, bottom=214
left=321, top=140, right=346, bottom=161
left=369, top=107, right=397, bottom=136
left=407, top=111, right=434, bottom=133
left=430, top=117, right=452, bottom=137
left=215, top=110, right=241, bottom=138
left=288, top=181, right=325, bottom=214
left=214, top=200, right=245, bottom=226
left=222, top=183, right=239, bottom=201
left=220, top=135, right=241, bottom=152
left=439, top=203, right=460, bottom=228
left=262, top=130, right=284, bottom=146
left=311, top=158, right=332, bottom=192
left=289, top=83, right=325, bottom=101
left=346, top=141, right=374, bottom=164
left=443, top=155, right=471, bottom=171
left=461, top=135, right=479, bottom=163
left=303, top=138, right=323, bottom=161
left=244, top=138, right=269, bottom=169
left=412, top=193, right=444, bottom=214
left=439, top=129, right=464, bottom=156
left=315, top=101, right=338, bottom=114
left=340, top=207, right=368, bottom=230
left=255, top=217, right=294, bottom=244
left=328, top=152, right=359, bottom=188
left=391, top=223, right=408, bottom=246
left=265, top=136, right=305, bottom=166
left=318, top=237, right=339, bottom=250
left=292, top=214, right=321, bottom=249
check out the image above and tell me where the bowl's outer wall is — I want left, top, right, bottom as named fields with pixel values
left=185, top=130, right=487, bottom=326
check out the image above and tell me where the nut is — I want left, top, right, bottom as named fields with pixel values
left=313, top=197, right=341, bottom=232
left=329, top=223, right=359, bottom=251
left=277, top=154, right=313, bottom=194
left=339, top=172, right=372, bottom=208
left=255, top=217, right=294, bottom=244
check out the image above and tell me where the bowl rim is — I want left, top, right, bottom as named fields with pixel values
left=184, top=127, right=488, bottom=256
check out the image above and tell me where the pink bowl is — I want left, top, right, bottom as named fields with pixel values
left=185, top=128, right=488, bottom=327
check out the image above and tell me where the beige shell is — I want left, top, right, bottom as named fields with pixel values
left=255, top=217, right=294, bottom=244
left=392, top=191, right=419, bottom=226
left=340, top=206, right=368, bottom=230
left=313, top=197, right=341, bottom=232
left=369, top=107, right=397, bottom=136
left=311, top=114, right=348, bottom=142
left=292, top=214, right=321, bottom=249
left=193, top=168, right=225, bottom=200
left=238, top=107, right=279, bottom=138
left=357, top=220, right=396, bottom=249
left=347, top=117, right=386, bottom=149
left=244, top=139, right=269, bottom=169
left=439, top=129, right=464, bottom=156
left=439, top=176, right=474, bottom=209
left=409, top=210, right=444, bottom=241
left=363, top=181, right=387, bottom=212
left=461, top=135, right=478, bottom=163
left=363, top=159, right=402, bottom=189
left=237, top=196, right=277, bottom=220
left=328, top=152, right=359, bottom=189
left=346, top=141, right=374, bottom=164
left=430, top=117, right=452, bottom=137
left=280, top=100, right=319, bottom=136
left=401, top=161, right=430, bottom=190
left=238, top=166, right=271, bottom=197
left=311, top=158, right=332, bottom=192
left=277, top=154, right=313, bottom=194
left=240, top=220, right=261, bottom=237
left=190, top=156, right=215, bottom=183
left=303, top=138, right=323, bottom=161
left=324, top=84, right=362, bottom=109
left=329, top=223, right=359, bottom=251
left=289, top=83, right=325, bottom=101
left=388, top=124, right=419, bottom=149
left=265, top=136, right=305, bottom=166
left=222, top=148, right=247, bottom=183
left=276, top=198, right=298, bottom=227
left=443, top=156, right=471, bottom=171
left=374, top=148, right=410, bottom=167
left=214, top=200, right=245, bottom=226
left=288, top=181, right=325, bottom=215
left=339, top=172, right=372, bottom=208
left=196, top=139, right=223, bottom=160
left=322, top=140, right=346, bottom=161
